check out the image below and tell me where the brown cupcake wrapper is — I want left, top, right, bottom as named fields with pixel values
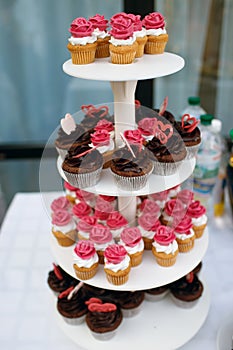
left=144, top=34, right=168, bottom=54
left=67, top=42, right=97, bottom=65
left=104, top=265, right=131, bottom=285
left=129, top=251, right=143, bottom=267
left=73, top=262, right=99, bottom=280
left=135, top=36, right=148, bottom=58
left=52, top=229, right=77, bottom=247
left=152, top=246, right=178, bottom=267
left=109, top=42, right=138, bottom=64
left=63, top=167, right=102, bottom=189
left=95, top=39, right=110, bottom=58
left=176, top=237, right=195, bottom=253
left=192, top=223, right=207, bottom=238
left=143, top=237, right=153, bottom=250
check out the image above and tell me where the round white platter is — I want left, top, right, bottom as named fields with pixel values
left=51, top=229, right=208, bottom=291
left=63, top=53, right=185, bottom=81
left=55, top=281, right=210, bottom=350
left=217, top=311, right=233, bottom=350
left=57, top=156, right=195, bottom=196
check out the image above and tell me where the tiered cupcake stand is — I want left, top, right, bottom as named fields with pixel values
left=52, top=53, right=210, bottom=350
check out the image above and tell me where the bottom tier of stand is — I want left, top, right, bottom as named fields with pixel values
left=55, top=280, right=210, bottom=350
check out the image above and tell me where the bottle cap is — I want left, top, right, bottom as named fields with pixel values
left=229, top=129, right=233, bottom=141
left=188, top=96, right=200, bottom=105
left=200, top=114, right=214, bottom=125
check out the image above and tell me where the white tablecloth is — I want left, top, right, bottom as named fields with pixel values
left=0, top=192, right=232, bottom=350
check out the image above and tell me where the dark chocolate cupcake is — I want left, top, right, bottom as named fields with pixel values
left=62, top=144, right=103, bottom=188
left=47, top=264, right=77, bottom=295
left=110, top=290, right=145, bottom=317
left=55, top=124, right=86, bottom=159
left=80, top=104, right=114, bottom=130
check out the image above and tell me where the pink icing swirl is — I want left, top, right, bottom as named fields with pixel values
left=110, top=12, right=134, bottom=39
left=74, top=240, right=96, bottom=260
left=89, top=224, right=113, bottom=244
left=120, top=227, right=142, bottom=247
left=91, top=129, right=110, bottom=147
left=123, top=129, right=144, bottom=146
left=52, top=210, right=72, bottom=226
left=104, top=243, right=128, bottom=264
left=140, top=199, right=160, bottom=217
left=153, top=225, right=176, bottom=246
left=138, top=118, right=157, bottom=136
left=69, top=17, right=94, bottom=38
left=187, top=200, right=206, bottom=219
left=142, top=12, right=165, bottom=30
left=173, top=215, right=193, bottom=234
left=94, top=197, right=114, bottom=220
left=89, top=14, right=108, bottom=31
left=150, top=190, right=169, bottom=201
left=138, top=213, right=161, bottom=231
left=51, top=196, right=70, bottom=212
left=77, top=216, right=97, bottom=233
left=164, top=199, right=185, bottom=217
left=128, top=14, right=143, bottom=31
left=72, top=202, right=92, bottom=219
left=107, top=211, right=128, bottom=229
left=94, top=119, right=114, bottom=133
left=177, top=189, right=194, bottom=206
left=64, top=181, right=77, bottom=191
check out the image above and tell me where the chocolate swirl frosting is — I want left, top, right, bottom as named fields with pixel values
left=55, top=124, right=86, bottom=148
left=63, top=145, right=103, bottom=171
left=174, top=121, right=201, bottom=144
left=86, top=305, right=122, bottom=332
left=108, top=291, right=144, bottom=309
left=47, top=268, right=76, bottom=293
left=111, top=145, right=152, bottom=175
left=170, top=274, right=203, bottom=301
left=57, top=288, right=88, bottom=318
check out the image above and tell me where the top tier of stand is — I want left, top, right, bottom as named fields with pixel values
left=63, top=52, right=184, bottom=81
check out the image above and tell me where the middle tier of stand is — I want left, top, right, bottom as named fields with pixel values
left=57, top=156, right=195, bottom=196
left=50, top=228, right=208, bottom=291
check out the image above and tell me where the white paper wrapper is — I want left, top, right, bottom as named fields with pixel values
left=63, top=167, right=102, bottom=189
left=121, top=304, right=143, bottom=317
left=144, top=289, right=170, bottom=302
left=185, top=144, right=200, bottom=160
left=152, top=160, right=183, bottom=176
left=111, top=168, right=153, bottom=191
left=61, top=314, right=86, bottom=325
left=169, top=293, right=200, bottom=309
left=89, top=329, right=117, bottom=341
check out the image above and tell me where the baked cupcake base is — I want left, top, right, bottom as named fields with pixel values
left=67, top=42, right=97, bottom=65
left=73, top=262, right=99, bottom=280
left=152, top=246, right=178, bottom=267
left=192, top=223, right=207, bottom=239
left=176, top=236, right=195, bottom=253
left=52, top=229, right=77, bottom=247
left=135, top=36, right=147, bottom=58
left=144, top=34, right=168, bottom=54
left=109, top=42, right=138, bottom=64
left=104, top=265, right=131, bottom=285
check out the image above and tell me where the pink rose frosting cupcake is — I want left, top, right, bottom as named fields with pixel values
left=152, top=225, right=179, bottom=267
left=149, top=190, right=169, bottom=208
left=67, top=17, right=97, bottom=64
left=89, top=14, right=110, bottom=58
left=142, top=12, right=168, bottom=54
left=76, top=215, right=97, bottom=240
left=52, top=210, right=77, bottom=246
left=89, top=224, right=114, bottom=263
left=119, top=227, right=144, bottom=267
left=94, top=119, right=115, bottom=139
left=94, top=197, right=114, bottom=222
left=51, top=196, right=71, bottom=214
left=106, top=211, right=128, bottom=241
left=128, top=13, right=147, bottom=57
left=138, top=198, right=161, bottom=218
left=72, top=201, right=92, bottom=222
left=109, top=12, right=137, bottom=64
left=73, top=240, right=99, bottom=280
left=104, top=243, right=131, bottom=285
left=186, top=200, right=207, bottom=238
left=89, top=129, right=114, bottom=169
left=173, top=215, right=195, bottom=252
left=161, top=199, right=185, bottom=226
left=137, top=213, right=161, bottom=250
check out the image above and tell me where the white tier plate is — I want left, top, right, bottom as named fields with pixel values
left=57, top=156, right=195, bottom=196
left=51, top=228, right=208, bottom=291
left=55, top=280, right=210, bottom=350
left=63, top=53, right=185, bottom=81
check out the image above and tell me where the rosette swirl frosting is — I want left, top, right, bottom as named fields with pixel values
left=177, top=189, right=194, bottom=206
left=51, top=197, right=70, bottom=212
left=164, top=199, right=185, bottom=217
left=138, top=213, right=161, bottom=232
left=90, top=224, right=113, bottom=244
left=120, top=227, right=142, bottom=247
left=94, top=119, right=114, bottom=133
left=123, top=129, right=144, bottom=146
left=138, top=118, right=157, bottom=136
left=110, top=12, right=134, bottom=39
left=128, top=14, right=143, bottom=32
left=106, top=211, right=128, bottom=229
left=94, top=197, right=114, bottom=220
left=173, top=216, right=193, bottom=235
left=104, top=244, right=127, bottom=264
left=74, top=240, right=97, bottom=260
left=77, top=216, right=97, bottom=233
left=187, top=201, right=206, bottom=218
left=142, top=12, right=165, bottom=30
left=90, top=129, right=110, bottom=146
left=63, top=145, right=103, bottom=171
left=139, top=199, right=160, bottom=217
left=89, top=14, right=108, bottom=31
left=69, top=17, right=94, bottom=38
left=72, top=202, right=92, bottom=219
left=52, top=210, right=73, bottom=226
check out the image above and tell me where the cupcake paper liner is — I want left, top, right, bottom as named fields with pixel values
left=61, top=314, right=86, bottom=326
left=152, top=160, right=183, bottom=176
left=176, top=237, right=195, bottom=253
left=63, top=167, right=102, bottom=189
left=73, top=262, right=99, bottom=280
left=90, top=329, right=117, bottom=341
left=121, top=304, right=142, bottom=317
left=111, top=168, right=152, bottom=191
left=135, top=36, right=148, bottom=58
left=95, top=38, right=110, bottom=58
left=52, top=229, right=77, bottom=247
left=109, top=42, right=138, bottom=64
left=129, top=251, right=143, bottom=267
left=185, top=144, right=200, bottom=160
left=142, top=237, right=153, bottom=250
left=144, top=34, right=168, bottom=54
left=192, top=223, right=207, bottom=239
left=145, top=289, right=170, bottom=302
left=152, top=247, right=178, bottom=267
left=169, top=293, right=200, bottom=309
left=104, top=265, right=131, bottom=285
left=67, top=42, right=97, bottom=65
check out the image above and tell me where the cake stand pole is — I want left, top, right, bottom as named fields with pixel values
left=110, top=80, right=138, bottom=225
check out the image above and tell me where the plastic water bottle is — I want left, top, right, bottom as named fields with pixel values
left=193, top=114, right=222, bottom=208
left=226, top=129, right=233, bottom=217
left=181, top=96, right=206, bottom=120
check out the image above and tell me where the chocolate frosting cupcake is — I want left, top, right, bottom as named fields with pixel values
left=57, top=285, right=88, bottom=319
left=170, top=273, right=203, bottom=302
left=81, top=105, right=114, bottom=129
left=174, top=120, right=201, bottom=147
left=47, top=264, right=77, bottom=294
left=154, top=108, right=176, bottom=125
left=110, top=290, right=145, bottom=310
left=55, top=124, right=86, bottom=150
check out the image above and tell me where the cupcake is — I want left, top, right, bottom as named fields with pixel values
left=94, top=196, right=114, bottom=223
left=170, top=272, right=204, bottom=308
left=89, top=224, right=114, bottom=264
left=52, top=210, right=77, bottom=247
left=62, top=144, right=103, bottom=189
left=144, top=284, right=170, bottom=302
left=111, top=131, right=153, bottom=191
left=80, top=104, right=113, bottom=130
left=106, top=211, right=129, bottom=241
left=76, top=215, right=97, bottom=240
left=67, top=17, right=97, bottom=64
left=104, top=244, right=131, bottom=285
left=137, top=213, right=161, bottom=250
left=149, top=190, right=169, bottom=209
left=55, top=113, right=86, bottom=159
left=47, top=263, right=76, bottom=295
left=57, top=282, right=88, bottom=325
left=85, top=297, right=123, bottom=340
left=112, top=290, right=145, bottom=317
left=175, top=114, right=201, bottom=159
left=50, top=196, right=71, bottom=215
left=63, top=181, right=78, bottom=204
left=94, top=119, right=115, bottom=139
left=160, top=198, right=185, bottom=226
left=152, top=225, right=179, bottom=267
left=89, top=14, right=110, bottom=58
left=173, top=215, right=195, bottom=253
left=73, top=240, right=99, bottom=280
left=109, top=12, right=138, bottom=64
left=119, top=226, right=144, bottom=267
left=143, top=12, right=168, bottom=54
left=89, top=129, right=114, bottom=169
left=145, top=127, right=187, bottom=176
left=128, top=14, right=147, bottom=57
left=138, top=198, right=161, bottom=218
left=72, top=201, right=92, bottom=222
left=186, top=200, right=207, bottom=238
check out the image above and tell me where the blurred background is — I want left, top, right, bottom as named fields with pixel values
left=0, top=0, right=232, bottom=221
